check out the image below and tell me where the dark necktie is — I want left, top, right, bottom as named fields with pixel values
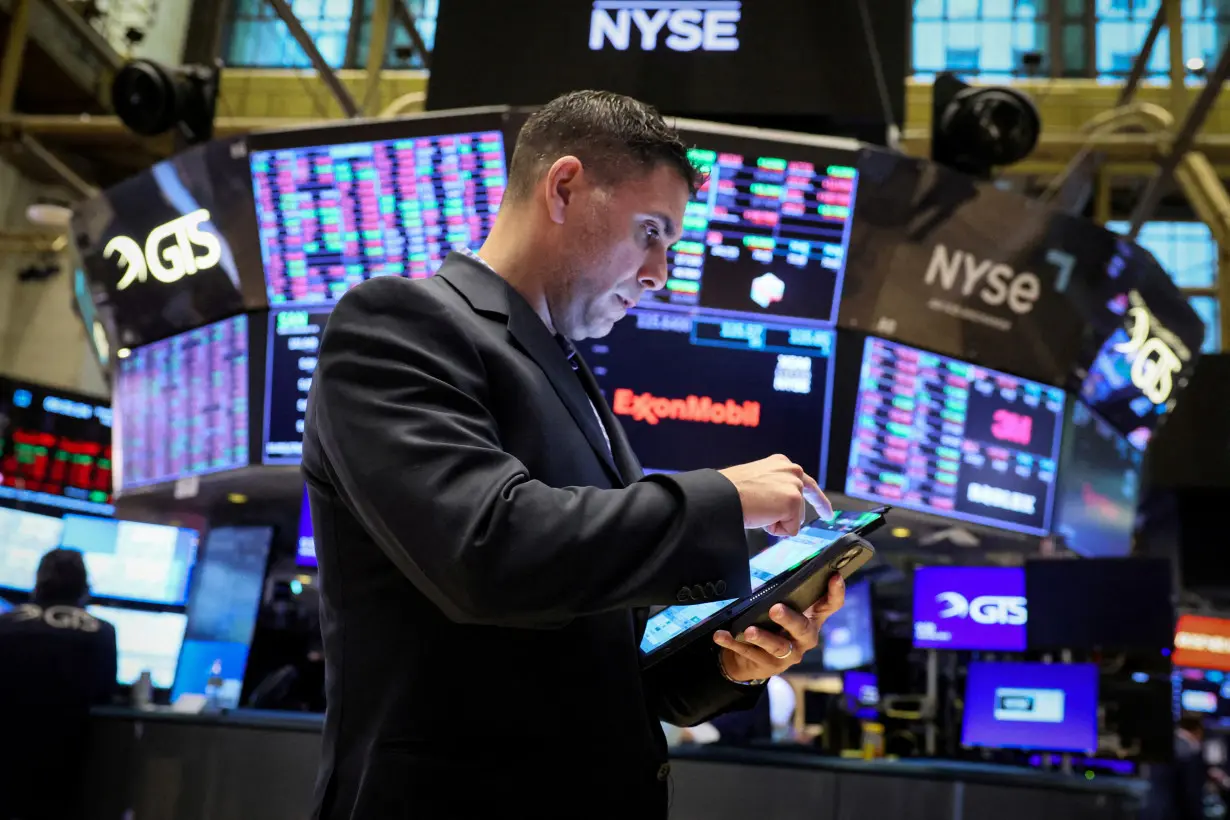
left=556, top=335, right=612, bottom=455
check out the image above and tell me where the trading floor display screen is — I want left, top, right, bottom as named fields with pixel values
left=263, top=309, right=329, bottom=463
left=60, top=515, right=198, bottom=606
left=584, top=310, right=835, bottom=476
left=643, top=132, right=859, bottom=327
left=87, top=605, right=189, bottom=688
left=115, top=315, right=250, bottom=489
left=846, top=337, right=1065, bottom=536
left=0, top=380, right=113, bottom=516
left=0, top=507, right=66, bottom=592
left=251, top=129, right=506, bottom=307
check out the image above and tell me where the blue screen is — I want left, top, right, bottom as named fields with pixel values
left=62, top=515, right=198, bottom=605
left=844, top=669, right=880, bottom=718
left=822, top=577, right=875, bottom=671
left=87, top=604, right=188, bottom=688
left=962, top=661, right=1099, bottom=753
left=296, top=485, right=316, bottom=568
left=913, top=566, right=1027, bottom=651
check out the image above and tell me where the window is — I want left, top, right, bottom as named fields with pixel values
left=353, top=0, right=438, bottom=69
left=1094, top=0, right=1230, bottom=81
left=913, top=0, right=1049, bottom=78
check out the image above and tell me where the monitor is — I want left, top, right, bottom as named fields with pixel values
left=0, top=379, right=113, bottom=516
left=0, top=507, right=67, bottom=592
left=822, top=577, right=874, bottom=671
left=172, top=526, right=273, bottom=709
left=61, top=515, right=198, bottom=606
left=912, top=566, right=1026, bottom=652
left=1025, top=558, right=1174, bottom=653
left=1174, top=615, right=1230, bottom=672
left=1174, top=668, right=1230, bottom=720
left=962, top=661, right=1099, bottom=754
left=844, top=670, right=880, bottom=719
left=263, top=308, right=330, bottom=464
left=639, top=125, right=860, bottom=328
left=0, top=595, right=10, bottom=614
left=249, top=124, right=507, bottom=308
left=296, top=485, right=317, bottom=568
left=1052, top=401, right=1141, bottom=558
left=114, top=314, right=250, bottom=489
left=845, top=336, right=1065, bottom=536
left=584, top=310, right=835, bottom=476
left=87, top=604, right=188, bottom=688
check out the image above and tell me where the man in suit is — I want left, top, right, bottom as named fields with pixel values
left=303, top=89, right=844, bottom=818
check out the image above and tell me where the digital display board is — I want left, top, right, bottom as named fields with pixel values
left=1174, top=615, right=1230, bottom=672
left=296, top=484, right=316, bottom=568
left=114, top=314, right=250, bottom=489
left=584, top=309, right=835, bottom=476
left=60, top=515, right=198, bottom=606
left=1173, top=668, right=1230, bottom=720
left=641, top=130, right=859, bottom=327
left=0, top=379, right=113, bottom=516
left=87, top=605, right=188, bottom=688
left=1052, top=401, right=1141, bottom=558
left=250, top=129, right=506, bottom=307
left=912, top=566, right=1027, bottom=652
left=263, top=309, right=329, bottom=463
left=845, top=337, right=1065, bottom=536
left=0, top=507, right=66, bottom=592
left=822, top=578, right=874, bottom=671
left=962, top=662, right=1098, bottom=754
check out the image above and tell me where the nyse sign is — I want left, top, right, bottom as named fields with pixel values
left=589, top=0, right=741, bottom=52
left=1112, top=290, right=1190, bottom=405
left=104, top=209, right=222, bottom=291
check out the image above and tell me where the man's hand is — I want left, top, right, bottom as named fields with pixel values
left=713, top=574, right=846, bottom=683
left=719, top=454, right=833, bottom=536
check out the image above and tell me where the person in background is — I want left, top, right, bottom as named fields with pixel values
left=1146, top=714, right=1212, bottom=820
left=674, top=677, right=798, bottom=747
left=0, top=549, right=117, bottom=820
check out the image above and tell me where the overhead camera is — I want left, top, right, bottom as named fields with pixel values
left=111, top=59, right=221, bottom=146
left=931, top=72, right=1041, bottom=180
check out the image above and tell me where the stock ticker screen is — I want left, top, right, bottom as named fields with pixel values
left=263, top=309, right=330, bottom=463
left=250, top=130, right=506, bottom=307
left=584, top=309, right=835, bottom=476
left=642, top=140, right=858, bottom=327
left=0, top=380, right=113, bottom=516
left=115, top=315, right=250, bottom=489
left=846, top=337, right=1065, bottom=536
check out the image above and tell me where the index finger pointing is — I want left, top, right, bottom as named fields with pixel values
left=801, top=474, right=832, bottom=519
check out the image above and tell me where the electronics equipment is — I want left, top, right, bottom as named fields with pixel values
left=87, top=604, right=189, bottom=688
left=295, top=485, right=316, bottom=568
left=823, top=576, right=876, bottom=671
left=962, top=661, right=1099, bottom=754
left=171, top=526, right=273, bottom=709
left=912, top=565, right=1026, bottom=652
left=60, top=515, right=198, bottom=606
left=639, top=509, right=884, bottom=667
left=639, top=123, right=860, bottom=328
left=1052, top=400, right=1141, bottom=558
left=585, top=310, right=836, bottom=476
left=0, top=378, right=113, bottom=516
left=113, top=314, right=250, bottom=489
left=845, top=336, right=1065, bottom=535
left=0, top=507, right=67, bottom=592
left=1174, top=615, right=1230, bottom=672
left=247, top=112, right=510, bottom=308
left=263, top=309, right=329, bottom=463
left=1174, top=668, right=1230, bottom=721
left=844, top=669, right=880, bottom=719
left=1025, top=557, right=1174, bottom=653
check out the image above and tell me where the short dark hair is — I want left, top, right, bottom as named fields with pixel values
left=1178, top=714, right=1205, bottom=736
left=33, top=548, right=89, bottom=605
left=506, top=90, right=701, bottom=201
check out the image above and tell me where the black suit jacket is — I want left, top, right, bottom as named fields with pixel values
left=303, top=253, right=760, bottom=818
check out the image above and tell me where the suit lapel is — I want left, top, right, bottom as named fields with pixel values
left=436, top=254, right=624, bottom=486
left=573, top=352, right=643, bottom=483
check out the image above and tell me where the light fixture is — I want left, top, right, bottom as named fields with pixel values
left=116, top=348, right=131, bottom=359
left=227, top=492, right=248, bottom=504
left=891, top=527, right=911, bottom=538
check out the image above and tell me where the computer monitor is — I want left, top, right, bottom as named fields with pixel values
left=171, top=526, right=273, bottom=709
left=1052, top=401, right=1141, bottom=558
left=296, top=485, right=317, bottom=568
left=962, top=661, right=1099, bottom=754
left=1174, top=614, right=1230, bottom=672
left=113, top=314, right=250, bottom=489
left=912, top=566, right=1026, bottom=652
left=248, top=115, right=509, bottom=308
left=583, top=310, right=836, bottom=476
left=822, top=578, right=874, bottom=671
left=0, top=594, right=12, bottom=614
left=61, top=515, right=198, bottom=606
left=0, top=378, right=113, bottom=516
left=845, top=336, right=1065, bottom=536
left=86, top=605, right=189, bottom=689
left=1174, top=668, right=1230, bottom=720
left=1025, top=558, right=1174, bottom=653
left=263, top=308, right=330, bottom=464
left=0, top=507, right=67, bottom=592
left=844, top=670, right=880, bottom=719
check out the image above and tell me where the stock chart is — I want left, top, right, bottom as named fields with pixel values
left=251, top=131, right=506, bottom=306
left=643, top=146, right=858, bottom=325
left=115, top=315, right=250, bottom=488
left=845, top=337, right=1065, bottom=535
left=263, top=309, right=330, bottom=463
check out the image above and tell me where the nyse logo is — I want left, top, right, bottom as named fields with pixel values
left=104, top=209, right=222, bottom=291
left=924, top=244, right=1042, bottom=316
left=589, top=0, right=741, bottom=52
left=1112, top=292, right=1189, bottom=405
left=936, top=592, right=1027, bottom=626
left=990, top=408, right=1033, bottom=447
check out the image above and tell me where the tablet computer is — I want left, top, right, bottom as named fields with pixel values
left=639, top=507, right=888, bottom=668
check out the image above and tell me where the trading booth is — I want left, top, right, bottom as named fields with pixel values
left=0, top=92, right=1203, bottom=818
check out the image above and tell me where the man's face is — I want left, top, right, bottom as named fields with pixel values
left=545, top=162, right=689, bottom=340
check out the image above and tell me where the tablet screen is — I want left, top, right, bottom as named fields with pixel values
left=640, top=509, right=883, bottom=658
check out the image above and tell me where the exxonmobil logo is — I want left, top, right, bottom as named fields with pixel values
left=612, top=388, right=760, bottom=426
left=1173, top=614, right=1230, bottom=671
